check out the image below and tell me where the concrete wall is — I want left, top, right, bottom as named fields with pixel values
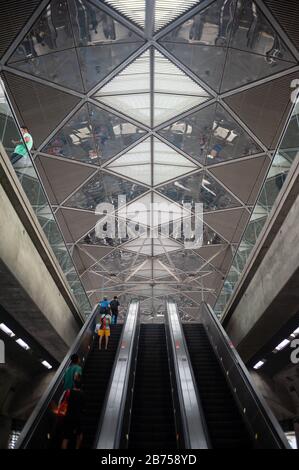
left=251, top=371, right=296, bottom=421
left=0, top=183, right=79, bottom=361
left=0, top=142, right=82, bottom=362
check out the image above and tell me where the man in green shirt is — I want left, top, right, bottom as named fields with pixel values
left=11, top=126, right=33, bottom=165
left=63, top=354, right=82, bottom=391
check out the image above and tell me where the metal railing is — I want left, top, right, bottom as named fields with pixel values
left=166, top=301, right=210, bottom=449
left=95, top=300, right=140, bottom=449
left=200, top=302, right=290, bottom=449
left=16, top=305, right=100, bottom=449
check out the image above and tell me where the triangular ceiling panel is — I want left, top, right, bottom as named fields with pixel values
left=77, top=43, right=144, bottom=92
left=120, top=192, right=189, bottom=227
left=107, top=138, right=151, bottom=184
left=158, top=102, right=262, bottom=166
left=65, top=170, right=148, bottom=211
left=220, top=0, right=296, bottom=92
left=153, top=137, right=198, bottom=185
left=209, top=246, right=234, bottom=274
left=161, top=0, right=296, bottom=92
left=154, top=0, right=200, bottom=32
left=94, top=49, right=151, bottom=125
left=221, top=48, right=296, bottom=93
left=204, top=208, right=250, bottom=244
left=35, top=155, right=96, bottom=205
left=104, top=0, right=146, bottom=29
left=157, top=170, right=241, bottom=212
left=200, top=271, right=223, bottom=293
left=167, top=249, right=206, bottom=273
left=81, top=271, right=109, bottom=291
left=209, top=155, right=270, bottom=205
left=107, top=136, right=197, bottom=186
left=263, top=0, right=299, bottom=50
left=96, top=250, right=146, bottom=274
left=94, top=48, right=211, bottom=127
left=224, top=71, right=299, bottom=149
left=160, top=0, right=233, bottom=92
left=56, top=208, right=104, bottom=243
left=194, top=244, right=228, bottom=264
left=0, top=0, right=42, bottom=58
left=8, top=49, right=84, bottom=93
left=123, top=235, right=182, bottom=256
left=2, top=71, right=81, bottom=147
left=77, top=244, right=115, bottom=261
left=153, top=49, right=211, bottom=126
left=72, top=245, right=97, bottom=274
left=43, top=102, right=147, bottom=165
left=70, top=0, right=144, bottom=46
left=8, top=0, right=75, bottom=62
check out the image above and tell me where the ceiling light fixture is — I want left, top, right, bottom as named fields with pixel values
left=41, top=360, right=52, bottom=370
left=274, top=339, right=290, bottom=352
left=253, top=360, right=265, bottom=370
left=291, top=327, right=299, bottom=337
left=0, top=323, right=15, bottom=337
left=16, top=338, right=30, bottom=350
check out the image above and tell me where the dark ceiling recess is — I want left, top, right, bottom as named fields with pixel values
left=0, top=304, right=59, bottom=371
left=264, top=0, right=299, bottom=51
left=248, top=311, right=299, bottom=377
left=0, top=0, right=42, bottom=58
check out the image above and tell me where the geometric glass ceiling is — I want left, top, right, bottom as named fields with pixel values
left=107, top=137, right=197, bottom=185
left=94, top=48, right=211, bottom=126
left=3, top=0, right=297, bottom=320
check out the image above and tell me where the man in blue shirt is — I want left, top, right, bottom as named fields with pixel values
left=63, top=354, right=82, bottom=391
left=99, top=297, right=110, bottom=314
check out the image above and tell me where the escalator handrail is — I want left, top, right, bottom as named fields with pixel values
left=16, top=305, right=99, bottom=449
left=203, top=302, right=290, bottom=449
left=166, top=301, right=210, bottom=449
left=94, top=300, right=140, bottom=449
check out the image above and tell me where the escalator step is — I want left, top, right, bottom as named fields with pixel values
left=127, top=324, right=177, bottom=449
left=183, top=324, right=253, bottom=449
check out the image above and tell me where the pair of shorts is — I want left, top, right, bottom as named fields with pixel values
left=98, top=329, right=110, bottom=337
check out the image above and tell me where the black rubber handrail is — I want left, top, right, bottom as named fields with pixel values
left=16, top=305, right=99, bottom=449
left=200, top=302, right=290, bottom=449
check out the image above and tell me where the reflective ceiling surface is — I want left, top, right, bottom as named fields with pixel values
left=1, top=0, right=298, bottom=320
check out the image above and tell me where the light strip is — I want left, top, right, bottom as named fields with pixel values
left=291, top=327, right=299, bottom=337
left=16, top=338, right=30, bottom=350
left=41, top=360, right=52, bottom=370
left=274, top=339, right=290, bottom=351
left=0, top=323, right=15, bottom=337
left=253, top=360, right=265, bottom=370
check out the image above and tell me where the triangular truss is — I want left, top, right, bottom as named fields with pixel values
left=5, top=0, right=297, bottom=321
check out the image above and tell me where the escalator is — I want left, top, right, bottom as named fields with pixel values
left=127, top=324, right=177, bottom=449
left=183, top=323, right=253, bottom=449
left=15, top=305, right=125, bottom=449
left=82, top=324, right=122, bottom=448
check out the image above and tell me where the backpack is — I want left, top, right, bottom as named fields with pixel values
left=110, top=300, right=118, bottom=311
left=100, top=314, right=107, bottom=330
left=99, top=304, right=109, bottom=315
left=56, top=389, right=71, bottom=417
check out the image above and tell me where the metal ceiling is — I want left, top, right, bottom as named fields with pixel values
left=1, top=0, right=298, bottom=320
